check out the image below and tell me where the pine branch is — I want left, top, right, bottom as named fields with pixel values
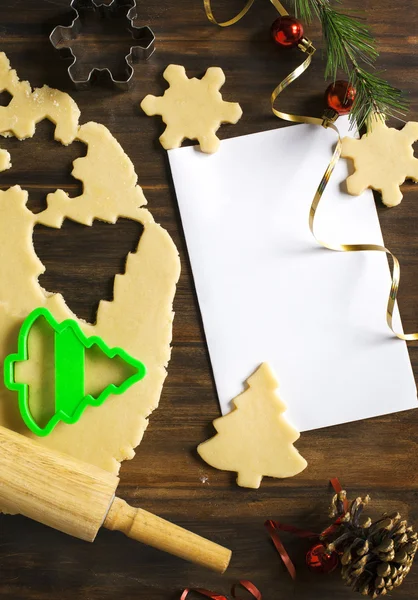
left=290, top=0, right=407, bottom=130
left=350, top=68, right=405, bottom=132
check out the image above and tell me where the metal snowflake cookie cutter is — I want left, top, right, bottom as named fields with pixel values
left=50, top=0, right=155, bottom=90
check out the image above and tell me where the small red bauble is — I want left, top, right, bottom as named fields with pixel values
left=271, top=16, right=304, bottom=48
left=325, top=80, right=356, bottom=115
left=306, top=543, right=339, bottom=574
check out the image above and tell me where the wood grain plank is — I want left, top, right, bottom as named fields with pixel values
left=0, top=0, right=417, bottom=598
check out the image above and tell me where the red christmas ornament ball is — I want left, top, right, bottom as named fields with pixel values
left=271, top=16, right=304, bottom=48
left=325, top=80, right=356, bottom=115
left=306, top=543, right=339, bottom=574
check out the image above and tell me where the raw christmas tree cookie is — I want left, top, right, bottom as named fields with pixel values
left=0, top=52, right=180, bottom=476
left=140, top=65, right=242, bottom=153
left=341, top=114, right=418, bottom=207
left=197, top=363, right=307, bottom=489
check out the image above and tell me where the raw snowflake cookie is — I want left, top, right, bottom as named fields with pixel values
left=197, top=363, right=307, bottom=489
left=141, top=65, right=242, bottom=153
left=341, top=114, right=418, bottom=207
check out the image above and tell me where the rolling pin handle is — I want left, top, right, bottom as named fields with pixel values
left=103, top=497, right=231, bottom=573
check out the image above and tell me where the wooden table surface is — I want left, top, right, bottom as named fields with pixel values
left=0, top=0, right=417, bottom=598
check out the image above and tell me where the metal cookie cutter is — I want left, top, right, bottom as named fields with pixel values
left=50, top=0, right=155, bottom=90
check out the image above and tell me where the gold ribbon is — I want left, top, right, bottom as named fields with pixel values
left=203, top=0, right=256, bottom=26
left=204, top=0, right=288, bottom=26
left=204, top=0, right=418, bottom=341
left=309, top=125, right=418, bottom=341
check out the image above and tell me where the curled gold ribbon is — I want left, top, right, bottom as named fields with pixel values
left=204, top=0, right=288, bottom=26
left=308, top=125, right=418, bottom=341
left=271, top=39, right=318, bottom=125
left=204, top=0, right=418, bottom=341
left=203, top=0, right=256, bottom=26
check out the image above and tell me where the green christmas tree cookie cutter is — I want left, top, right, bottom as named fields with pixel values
left=4, top=307, right=146, bottom=437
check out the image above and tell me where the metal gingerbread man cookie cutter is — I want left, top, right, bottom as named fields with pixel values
left=50, top=0, right=155, bottom=90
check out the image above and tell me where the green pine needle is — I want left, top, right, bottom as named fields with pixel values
left=289, top=0, right=407, bottom=130
left=291, top=0, right=318, bottom=22
left=350, top=68, right=406, bottom=131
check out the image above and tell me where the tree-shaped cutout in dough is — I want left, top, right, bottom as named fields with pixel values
left=34, top=218, right=144, bottom=323
left=341, top=115, right=418, bottom=207
left=141, top=65, right=242, bottom=153
left=198, top=363, right=307, bottom=489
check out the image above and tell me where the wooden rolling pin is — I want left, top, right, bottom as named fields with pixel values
left=0, top=425, right=231, bottom=573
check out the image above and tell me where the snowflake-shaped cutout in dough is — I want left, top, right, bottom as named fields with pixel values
left=341, top=114, right=418, bottom=207
left=141, top=65, right=242, bottom=153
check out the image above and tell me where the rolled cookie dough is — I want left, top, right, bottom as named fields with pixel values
left=0, top=53, right=80, bottom=144
left=0, top=53, right=180, bottom=476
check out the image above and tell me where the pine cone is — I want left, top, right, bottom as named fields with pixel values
left=321, top=491, right=417, bottom=599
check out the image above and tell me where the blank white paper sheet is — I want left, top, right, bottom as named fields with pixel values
left=168, top=117, right=417, bottom=431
